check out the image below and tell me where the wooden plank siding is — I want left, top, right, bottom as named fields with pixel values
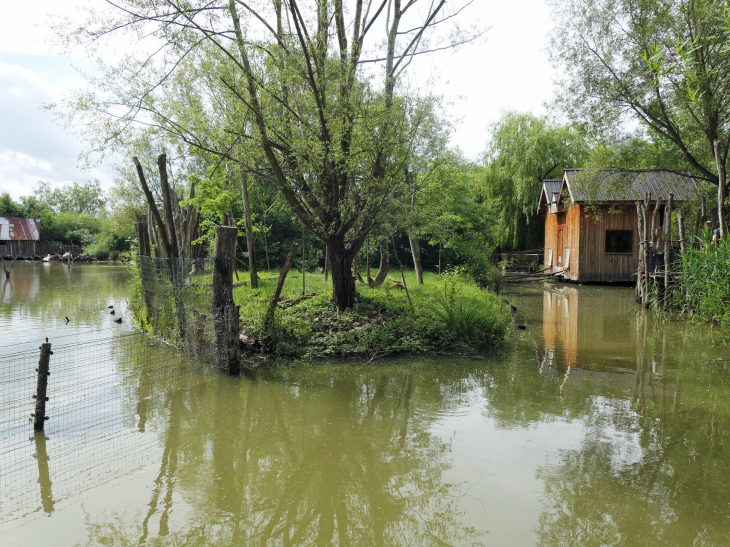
left=0, top=240, right=36, bottom=259
left=544, top=203, right=581, bottom=280
left=578, top=204, right=638, bottom=283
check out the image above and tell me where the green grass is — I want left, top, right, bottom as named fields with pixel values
left=233, top=267, right=511, bottom=359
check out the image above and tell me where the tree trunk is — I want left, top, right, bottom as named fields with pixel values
left=240, top=170, right=258, bottom=288
left=301, top=224, right=306, bottom=294
left=329, top=240, right=356, bottom=309
left=408, top=234, right=423, bottom=285
left=373, top=237, right=389, bottom=287
left=714, top=140, right=728, bottom=238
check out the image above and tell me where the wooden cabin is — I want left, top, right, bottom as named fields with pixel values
left=0, top=217, right=41, bottom=259
left=538, top=170, right=700, bottom=283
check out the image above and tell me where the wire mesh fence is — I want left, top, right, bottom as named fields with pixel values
left=137, top=256, right=231, bottom=367
left=0, top=331, right=210, bottom=524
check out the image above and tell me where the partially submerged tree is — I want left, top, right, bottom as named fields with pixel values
left=58, top=0, right=481, bottom=309
left=549, top=0, right=730, bottom=236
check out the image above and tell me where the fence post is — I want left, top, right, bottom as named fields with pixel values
left=212, top=226, right=240, bottom=375
left=33, top=340, right=52, bottom=431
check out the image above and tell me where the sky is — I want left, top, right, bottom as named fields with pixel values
left=0, top=0, right=557, bottom=200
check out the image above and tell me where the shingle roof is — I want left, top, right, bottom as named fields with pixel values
left=0, top=217, right=41, bottom=241
left=563, top=169, right=700, bottom=203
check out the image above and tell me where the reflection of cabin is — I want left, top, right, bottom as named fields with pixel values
left=542, top=287, right=636, bottom=370
left=0, top=217, right=41, bottom=258
left=537, top=170, right=700, bottom=283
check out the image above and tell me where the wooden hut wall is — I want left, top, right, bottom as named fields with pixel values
left=1, top=240, right=36, bottom=259
left=544, top=203, right=581, bottom=281
left=578, top=204, right=638, bottom=282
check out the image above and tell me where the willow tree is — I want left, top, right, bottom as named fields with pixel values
left=59, top=0, right=480, bottom=309
left=481, top=112, right=588, bottom=251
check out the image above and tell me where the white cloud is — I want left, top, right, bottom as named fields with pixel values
left=0, top=61, right=115, bottom=200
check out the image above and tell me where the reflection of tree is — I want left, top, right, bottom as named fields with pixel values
left=76, top=365, right=486, bottom=546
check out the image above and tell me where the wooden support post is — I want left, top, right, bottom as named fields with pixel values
left=302, top=224, right=306, bottom=295
left=212, top=226, right=240, bottom=375
left=677, top=207, right=686, bottom=254
left=264, top=242, right=299, bottom=352
left=33, top=341, right=52, bottom=431
left=664, top=194, right=673, bottom=309
left=651, top=197, right=663, bottom=253
left=641, top=193, right=651, bottom=308
left=635, top=201, right=645, bottom=303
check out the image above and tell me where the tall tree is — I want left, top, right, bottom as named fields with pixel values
left=549, top=0, right=730, bottom=236
left=481, top=112, right=588, bottom=251
left=58, top=0, right=481, bottom=309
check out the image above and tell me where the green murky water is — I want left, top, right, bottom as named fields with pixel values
left=1, top=263, right=729, bottom=546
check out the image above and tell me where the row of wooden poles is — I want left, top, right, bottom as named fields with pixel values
left=635, top=193, right=707, bottom=309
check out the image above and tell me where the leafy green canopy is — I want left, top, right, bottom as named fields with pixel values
left=480, top=112, right=588, bottom=251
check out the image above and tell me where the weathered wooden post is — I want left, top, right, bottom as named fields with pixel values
left=135, top=214, right=155, bottom=315
left=33, top=340, right=52, bottom=431
left=664, top=194, right=673, bottom=309
left=635, top=200, right=645, bottom=303
left=264, top=242, right=299, bottom=353
left=643, top=193, right=651, bottom=308
left=212, top=226, right=240, bottom=375
left=677, top=207, right=686, bottom=254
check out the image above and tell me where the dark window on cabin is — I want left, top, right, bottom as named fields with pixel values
left=605, top=230, right=633, bottom=253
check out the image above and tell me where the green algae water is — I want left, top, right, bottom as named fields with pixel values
left=1, top=263, right=729, bottom=546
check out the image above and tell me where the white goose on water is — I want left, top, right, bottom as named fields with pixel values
left=42, top=254, right=52, bottom=262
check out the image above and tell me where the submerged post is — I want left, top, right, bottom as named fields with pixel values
left=33, top=340, right=52, bottom=431
left=212, top=226, right=240, bottom=375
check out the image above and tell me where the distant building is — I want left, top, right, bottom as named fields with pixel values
left=0, top=217, right=41, bottom=259
left=537, top=169, right=700, bottom=283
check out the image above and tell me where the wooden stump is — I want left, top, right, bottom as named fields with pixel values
left=33, top=342, right=52, bottom=431
left=212, top=226, right=241, bottom=375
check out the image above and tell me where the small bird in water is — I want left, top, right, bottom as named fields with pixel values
left=114, top=317, right=122, bottom=324
left=110, top=309, right=115, bottom=315
left=107, top=305, right=114, bottom=309
left=64, top=317, right=70, bottom=324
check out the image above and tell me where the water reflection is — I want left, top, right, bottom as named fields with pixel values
left=76, top=368, right=483, bottom=546
left=3, top=272, right=730, bottom=546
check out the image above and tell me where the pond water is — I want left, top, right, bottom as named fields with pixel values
left=1, top=263, right=729, bottom=546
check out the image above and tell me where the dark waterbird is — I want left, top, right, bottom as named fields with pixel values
left=114, top=317, right=122, bottom=324
left=110, top=309, right=115, bottom=315
left=107, top=305, right=114, bottom=309
left=64, top=317, right=70, bottom=324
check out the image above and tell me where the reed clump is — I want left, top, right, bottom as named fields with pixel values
left=673, top=238, right=730, bottom=324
